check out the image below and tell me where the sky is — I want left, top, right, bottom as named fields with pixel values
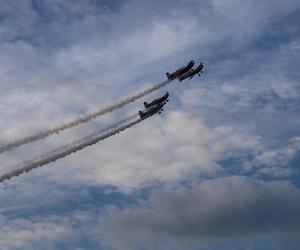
left=0, top=0, right=300, bottom=249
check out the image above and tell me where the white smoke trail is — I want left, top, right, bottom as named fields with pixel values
left=29, top=113, right=139, bottom=163
left=0, top=79, right=172, bottom=154
left=0, top=114, right=146, bottom=183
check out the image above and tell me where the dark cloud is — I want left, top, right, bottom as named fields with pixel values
left=102, top=176, right=300, bottom=250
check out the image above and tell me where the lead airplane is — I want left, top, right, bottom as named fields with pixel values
left=166, top=60, right=194, bottom=80
left=178, top=63, right=204, bottom=81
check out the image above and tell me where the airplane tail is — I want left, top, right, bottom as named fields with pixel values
left=139, top=111, right=144, bottom=118
left=144, top=102, right=149, bottom=108
left=166, top=72, right=171, bottom=80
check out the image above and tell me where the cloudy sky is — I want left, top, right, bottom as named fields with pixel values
left=0, top=0, right=300, bottom=249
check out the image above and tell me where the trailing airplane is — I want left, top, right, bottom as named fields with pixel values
left=139, top=93, right=169, bottom=119
left=139, top=102, right=165, bottom=119
left=178, top=63, right=204, bottom=81
left=144, top=91, right=169, bottom=108
left=166, top=60, right=194, bottom=80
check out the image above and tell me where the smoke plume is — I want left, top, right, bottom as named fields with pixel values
left=0, top=79, right=171, bottom=154
left=0, top=114, right=147, bottom=183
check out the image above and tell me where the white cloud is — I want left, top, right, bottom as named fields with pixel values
left=0, top=212, right=96, bottom=250
left=245, top=137, right=300, bottom=177
left=258, top=167, right=296, bottom=178
left=17, top=111, right=261, bottom=191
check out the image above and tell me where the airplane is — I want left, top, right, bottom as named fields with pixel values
left=139, top=93, right=169, bottom=119
left=139, top=102, right=166, bottom=119
left=178, top=63, right=204, bottom=82
left=144, top=91, right=169, bottom=108
left=166, top=60, right=194, bottom=80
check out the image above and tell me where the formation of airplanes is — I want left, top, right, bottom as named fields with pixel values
left=0, top=59, right=204, bottom=183
left=139, top=60, right=204, bottom=118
